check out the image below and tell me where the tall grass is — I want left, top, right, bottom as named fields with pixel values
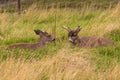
left=1, top=50, right=120, bottom=80
left=0, top=3, right=120, bottom=80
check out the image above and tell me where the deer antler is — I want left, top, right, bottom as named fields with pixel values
left=75, top=25, right=82, bottom=32
left=62, top=25, right=71, bottom=32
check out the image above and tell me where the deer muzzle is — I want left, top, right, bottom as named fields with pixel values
left=52, top=38, right=55, bottom=41
left=68, top=37, right=73, bottom=42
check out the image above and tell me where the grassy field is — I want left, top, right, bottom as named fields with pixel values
left=0, top=2, right=120, bottom=80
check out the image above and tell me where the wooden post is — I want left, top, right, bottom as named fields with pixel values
left=18, top=0, right=21, bottom=15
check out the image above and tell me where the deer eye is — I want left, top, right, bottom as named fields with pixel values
left=69, top=33, right=72, bottom=37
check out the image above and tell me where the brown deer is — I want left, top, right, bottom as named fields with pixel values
left=7, top=29, right=55, bottom=49
left=62, top=25, right=115, bottom=48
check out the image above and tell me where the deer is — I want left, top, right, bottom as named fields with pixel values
left=7, top=29, right=55, bottom=50
left=62, top=25, right=115, bottom=48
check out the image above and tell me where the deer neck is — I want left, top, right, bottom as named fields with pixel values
left=38, top=38, right=47, bottom=47
left=71, top=36, right=79, bottom=45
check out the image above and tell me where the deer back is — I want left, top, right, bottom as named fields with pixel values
left=77, top=36, right=115, bottom=48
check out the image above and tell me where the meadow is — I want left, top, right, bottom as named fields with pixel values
left=0, top=2, right=120, bottom=80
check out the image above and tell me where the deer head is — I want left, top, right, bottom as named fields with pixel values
left=34, top=29, right=55, bottom=43
left=62, top=25, right=81, bottom=43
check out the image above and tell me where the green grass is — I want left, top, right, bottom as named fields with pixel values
left=95, top=44, right=120, bottom=70
left=105, top=29, right=120, bottom=42
left=0, top=3, right=120, bottom=61
left=0, top=3, right=120, bottom=80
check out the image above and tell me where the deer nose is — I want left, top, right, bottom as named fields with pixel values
left=52, top=38, right=55, bottom=41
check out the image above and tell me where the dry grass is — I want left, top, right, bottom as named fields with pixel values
left=0, top=49, right=120, bottom=80
left=0, top=3, right=120, bottom=80
left=0, top=49, right=92, bottom=80
left=1, top=4, right=120, bottom=40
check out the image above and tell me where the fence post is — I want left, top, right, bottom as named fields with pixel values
left=18, top=0, right=21, bottom=15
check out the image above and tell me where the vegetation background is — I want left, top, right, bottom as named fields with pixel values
left=0, top=0, right=120, bottom=80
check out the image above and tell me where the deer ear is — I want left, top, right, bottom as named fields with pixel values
left=62, top=25, right=71, bottom=32
left=34, top=29, right=43, bottom=35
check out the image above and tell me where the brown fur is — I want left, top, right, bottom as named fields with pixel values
left=7, top=29, right=55, bottom=50
left=62, top=25, right=115, bottom=48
